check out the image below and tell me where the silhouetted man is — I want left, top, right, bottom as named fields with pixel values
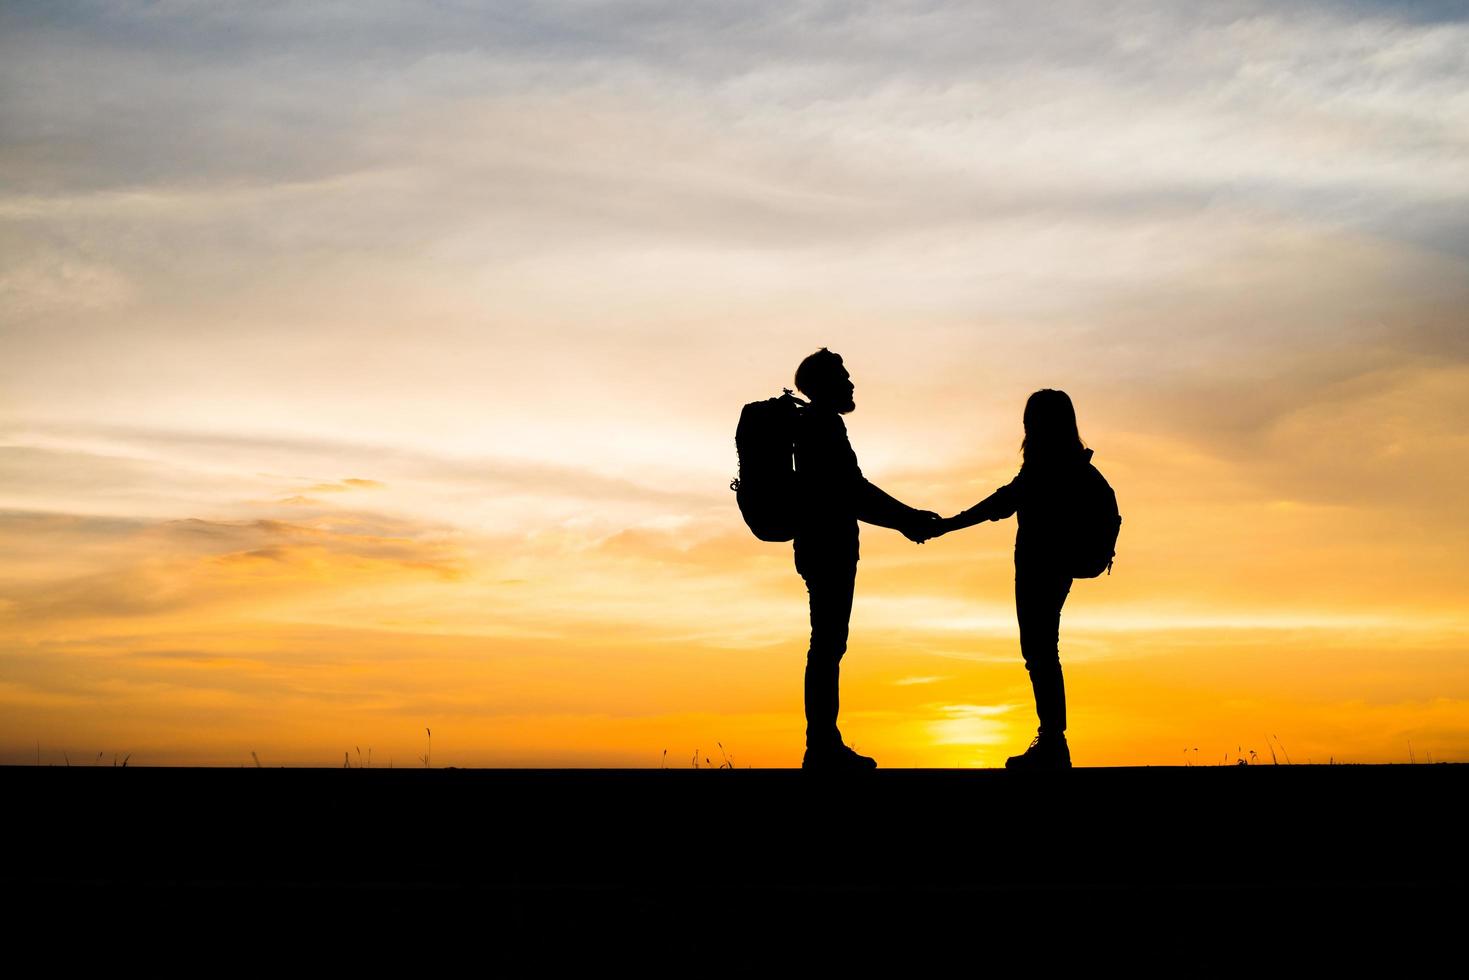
left=792, top=348, right=938, bottom=770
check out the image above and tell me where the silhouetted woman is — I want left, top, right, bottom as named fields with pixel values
left=936, top=389, right=1093, bottom=769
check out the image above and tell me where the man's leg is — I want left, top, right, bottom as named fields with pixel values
left=801, top=561, right=857, bottom=752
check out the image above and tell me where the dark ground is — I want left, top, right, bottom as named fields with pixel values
left=5, top=764, right=1463, bottom=959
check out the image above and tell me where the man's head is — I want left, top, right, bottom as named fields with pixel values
left=795, top=348, right=856, bottom=414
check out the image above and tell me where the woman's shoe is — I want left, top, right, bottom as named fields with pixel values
left=1005, top=731, right=1071, bottom=769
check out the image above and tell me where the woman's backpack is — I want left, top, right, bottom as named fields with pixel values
left=1070, top=461, right=1122, bottom=578
left=731, top=389, right=807, bottom=542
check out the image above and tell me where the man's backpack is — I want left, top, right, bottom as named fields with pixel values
left=1070, top=461, right=1122, bottom=578
left=731, top=389, right=807, bottom=542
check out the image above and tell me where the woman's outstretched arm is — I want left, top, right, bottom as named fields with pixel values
left=943, top=472, right=1023, bottom=533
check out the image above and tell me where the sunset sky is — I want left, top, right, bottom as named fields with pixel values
left=3, top=0, right=1466, bottom=767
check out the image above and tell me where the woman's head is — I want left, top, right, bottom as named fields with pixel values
left=1022, top=389, right=1084, bottom=462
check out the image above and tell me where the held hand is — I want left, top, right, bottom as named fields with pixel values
left=902, top=510, right=943, bottom=544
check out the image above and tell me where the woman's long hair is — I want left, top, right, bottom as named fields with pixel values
left=1021, top=389, right=1085, bottom=465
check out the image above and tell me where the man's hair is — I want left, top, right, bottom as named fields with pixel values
left=794, top=348, right=843, bottom=397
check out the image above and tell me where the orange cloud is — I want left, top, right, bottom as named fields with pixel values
left=302, top=478, right=385, bottom=493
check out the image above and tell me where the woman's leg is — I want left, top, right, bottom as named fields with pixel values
left=1015, top=566, right=1073, bottom=736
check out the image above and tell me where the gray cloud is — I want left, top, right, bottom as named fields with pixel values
left=4, top=2, right=1465, bottom=233
left=5, top=1, right=1466, bottom=319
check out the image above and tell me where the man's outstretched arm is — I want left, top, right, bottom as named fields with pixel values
left=855, top=476, right=939, bottom=539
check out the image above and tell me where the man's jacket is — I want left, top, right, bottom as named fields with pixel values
left=792, top=406, right=915, bottom=573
